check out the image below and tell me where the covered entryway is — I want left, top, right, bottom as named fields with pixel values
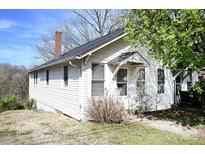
left=108, top=50, right=150, bottom=110
left=173, top=70, right=194, bottom=104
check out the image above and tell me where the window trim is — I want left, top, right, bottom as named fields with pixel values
left=117, top=68, right=128, bottom=96
left=91, top=63, right=105, bottom=96
left=157, top=68, right=165, bottom=94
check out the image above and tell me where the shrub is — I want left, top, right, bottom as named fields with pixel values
left=24, top=98, right=36, bottom=110
left=87, top=95, right=127, bottom=123
left=189, top=82, right=205, bottom=109
left=0, top=96, right=18, bottom=112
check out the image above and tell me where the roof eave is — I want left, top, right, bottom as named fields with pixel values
left=28, top=57, right=76, bottom=73
left=76, top=33, right=127, bottom=59
left=28, top=30, right=127, bottom=73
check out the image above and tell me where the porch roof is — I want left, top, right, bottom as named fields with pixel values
left=110, top=51, right=151, bottom=79
left=108, top=51, right=150, bottom=66
left=108, top=52, right=137, bottom=65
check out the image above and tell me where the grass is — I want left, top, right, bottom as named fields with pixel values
left=0, top=110, right=205, bottom=144
left=0, top=130, right=17, bottom=137
left=144, top=107, right=205, bottom=128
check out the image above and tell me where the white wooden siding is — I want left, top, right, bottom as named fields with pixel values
left=29, top=62, right=82, bottom=120
left=81, top=38, right=175, bottom=119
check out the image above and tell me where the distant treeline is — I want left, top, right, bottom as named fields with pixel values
left=0, top=63, right=28, bottom=102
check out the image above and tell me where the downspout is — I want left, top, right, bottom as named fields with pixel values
left=80, top=60, right=84, bottom=121
left=73, top=55, right=90, bottom=121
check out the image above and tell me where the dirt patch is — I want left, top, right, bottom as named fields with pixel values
left=129, top=116, right=198, bottom=137
left=198, top=129, right=205, bottom=140
left=0, top=136, right=16, bottom=144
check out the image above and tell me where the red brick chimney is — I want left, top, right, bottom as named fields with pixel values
left=55, top=31, right=62, bottom=57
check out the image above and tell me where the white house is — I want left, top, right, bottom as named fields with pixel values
left=28, top=28, right=198, bottom=120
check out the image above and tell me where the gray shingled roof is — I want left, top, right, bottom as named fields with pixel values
left=108, top=49, right=151, bottom=66
left=108, top=52, right=137, bottom=65
left=29, top=28, right=125, bottom=72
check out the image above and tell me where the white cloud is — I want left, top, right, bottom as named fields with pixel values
left=0, top=19, right=19, bottom=29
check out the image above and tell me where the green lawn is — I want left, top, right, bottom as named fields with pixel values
left=0, top=110, right=204, bottom=144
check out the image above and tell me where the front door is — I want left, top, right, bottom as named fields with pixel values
left=128, top=67, right=146, bottom=110
left=136, top=68, right=146, bottom=110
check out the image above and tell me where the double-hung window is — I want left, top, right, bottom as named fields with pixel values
left=64, top=66, right=68, bottom=86
left=136, top=68, right=145, bottom=93
left=117, top=69, right=127, bottom=96
left=91, top=63, right=104, bottom=96
left=157, top=68, right=165, bottom=94
left=46, top=70, right=49, bottom=85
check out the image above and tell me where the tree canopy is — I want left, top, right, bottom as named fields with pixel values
left=125, top=10, right=205, bottom=70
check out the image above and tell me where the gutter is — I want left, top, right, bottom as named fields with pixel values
left=28, top=57, right=75, bottom=73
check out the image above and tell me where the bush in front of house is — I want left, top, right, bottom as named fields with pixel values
left=24, top=98, right=36, bottom=110
left=0, top=96, right=19, bottom=112
left=189, top=82, right=205, bottom=109
left=87, top=95, right=127, bottom=123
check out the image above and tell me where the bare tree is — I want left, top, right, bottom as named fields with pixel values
left=73, top=9, right=122, bottom=38
left=35, top=9, right=124, bottom=62
left=11, top=72, right=28, bottom=101
left=0, top=63, right=28, bottom=102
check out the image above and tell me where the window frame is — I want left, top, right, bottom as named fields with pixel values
left=36, top=71, right=38, bottom=85
left=187, top=71, right=193, bottom=90
left=34, top=71, right=38, bottom=85
left=117, top=68, right=128, bottom=96
left=63, top=65, right=68, bottom=87
left=157, top=68, right=165, bottom=94
left=136, top=68, right=145, bottom=94
left=91, top=63, right=105, bottom=96
left=33, top=72, right=36, bottom=85
left=46, top=69, right=49, bottom=86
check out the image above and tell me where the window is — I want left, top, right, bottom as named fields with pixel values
left=34, top=71, right=38, bottom=85
left=117, top=69, right=127, bottom=96
left=187, top=71, right=192, bottom=90
left=175, top=73, right=182, bottom=96
left=91, top=63, right=104, bottom=96
left=157, top=68, right=165, bottom=94
left=64, top=66, right=68, bottom=86
left=46, top=70, right=49, bottom=85
left=33, top=72, right=36, bottom=85
left=136, top=68, right=145, bottom=93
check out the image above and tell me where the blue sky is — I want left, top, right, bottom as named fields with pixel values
left=0, top=10, right=72, bottom=68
